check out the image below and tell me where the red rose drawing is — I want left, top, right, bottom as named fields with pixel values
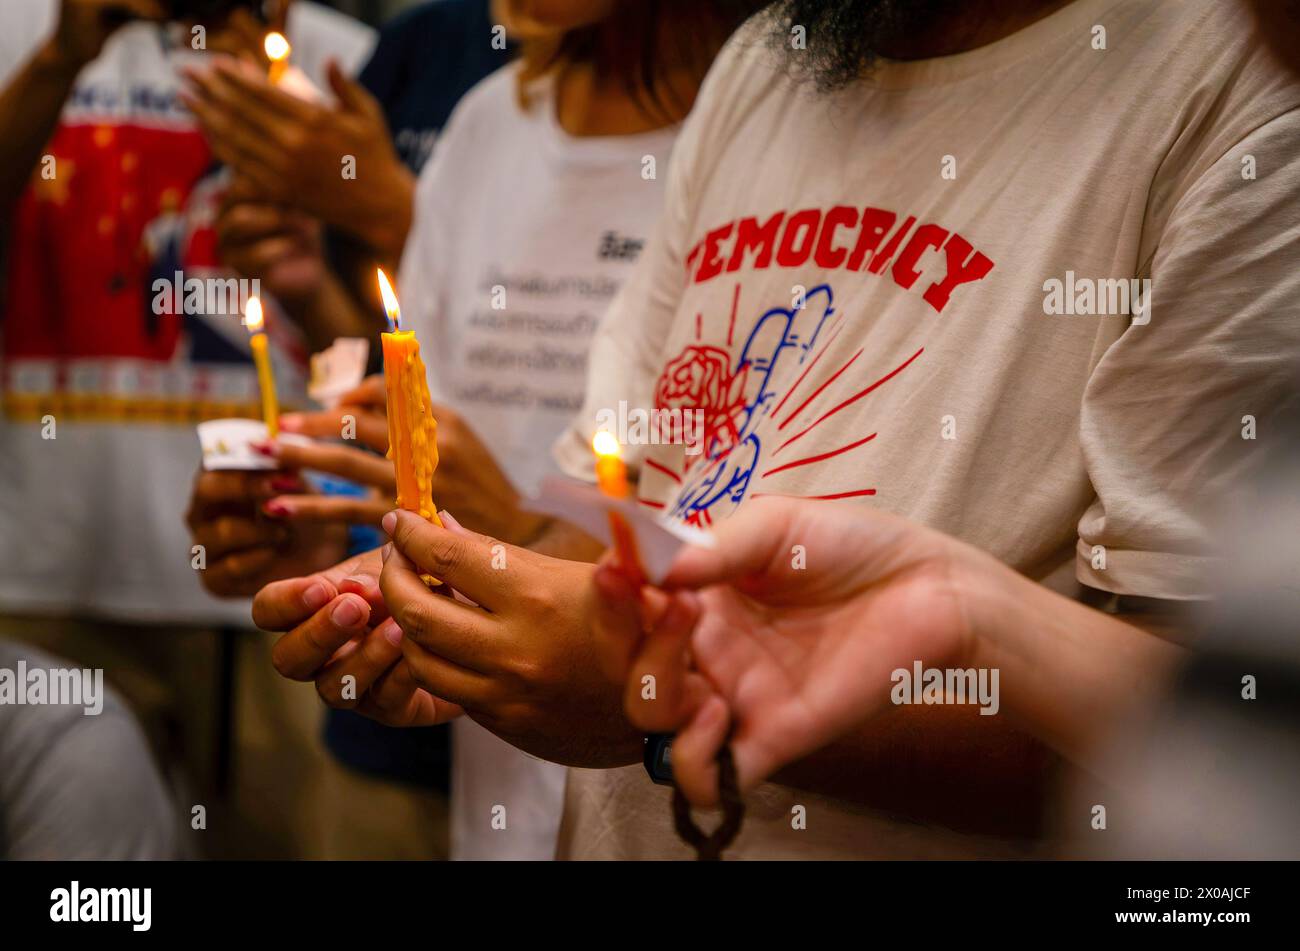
left=655, top=344, right=748, bottom=462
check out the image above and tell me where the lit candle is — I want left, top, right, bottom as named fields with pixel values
left=593, top=430, right=645, bottom=586
left=264, top=31, right=291, bottom=85
left=377, top=268, right=442, bottom=526
left=244, top=296, right=278, bottom=438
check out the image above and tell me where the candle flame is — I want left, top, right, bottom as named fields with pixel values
left=264, top=32, right=291, bottom=64
left=592, top=430, right=621, bottom=459
left=244, top=296, right=264, bottom=333
left=377, top=268, right=401, bottom=330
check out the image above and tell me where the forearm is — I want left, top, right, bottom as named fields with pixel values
left=965, top=554, right=1185, bottom=771
left=0, top=41, right=82, bottom=231
left=768, top=547, right=1183, bottom=835
left=771, top=704, right=1057, bottom=838
left=343, top=159, right=414, bottom=268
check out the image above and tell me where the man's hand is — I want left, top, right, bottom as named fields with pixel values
left=267, top=379, right=548, bottom=544
left=254, top=547, right=462, bottom=727
left=185, top=468, right=348, bottom=597
left=180, top=57, right=413, bottom=260
left=592, top=496, right=975, bottom=807
left=280, top=373, right=389, bottom=448
left=378, top=509, right=640, bottom=767
left=45, top=0, right=165, bottom=72
left=419, top=402, right=549, bottom=545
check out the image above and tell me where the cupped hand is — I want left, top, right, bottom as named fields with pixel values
left=216, top=191, right=326, bottom=304
left=592, top=496, right=978, bottom=807
left=268, top=383, right=547, bottom=545
left=185, top=467, right=347, bottom=597
left=179, top=57, right=412, bottom=257
left=378, top=509, right=640, bottom=767
left=254, top=546, right=462, bottom=727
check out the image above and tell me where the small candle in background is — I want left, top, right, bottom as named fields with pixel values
left=264, top=31, right=291, bottom=85
left=244, top=296, right=279, bottom=438
left=593, top=431, right=645, bottom=586
left=593, top=430, right=629, bottom=497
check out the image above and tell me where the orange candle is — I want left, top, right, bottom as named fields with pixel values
left=264, top=31, right=291, bottom=85
left=593, top=430, right=645, bottom=586
left=244, top=296, right=278, bottom=437
left=377, top=269, right=442, bottom=526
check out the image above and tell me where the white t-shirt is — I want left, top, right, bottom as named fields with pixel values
left=552, top=0, right=1300, bottom=858
left=398, top=62, right=678, bottom=859
left=0, top=2, right=374, bottom=624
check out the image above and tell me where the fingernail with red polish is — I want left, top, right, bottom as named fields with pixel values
left=263, top=500, right=290, bottom=518
left=270, top=476, right=302, bottom=492
left=252, top=441, right=278, bottom=457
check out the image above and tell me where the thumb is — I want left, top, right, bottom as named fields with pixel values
left=662, top=497, right=799, bottom=592
left=327, top=59, right=383, bottom=120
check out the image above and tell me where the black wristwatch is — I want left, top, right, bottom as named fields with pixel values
left=643, top=733, right=674, bottom=785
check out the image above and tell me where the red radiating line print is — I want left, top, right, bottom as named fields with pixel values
left=638, top=498, right=666, bottom=509
left=777, top=347, right=863, bottom=430
left=644, top=457, right=683, bottom=483
left=727, top=282, right=740, bottom=346
left=753, top=489, right=877, bottom=501
left=760, top=432, right=876, bottom=479
left=773, top=346, right=924, bottom=456
left=770, top=318, right=846, bottom=419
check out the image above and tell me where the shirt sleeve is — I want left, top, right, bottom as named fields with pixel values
left=1075, top=108, right=1300, bottom=600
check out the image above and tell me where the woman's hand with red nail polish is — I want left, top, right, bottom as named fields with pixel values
left=184, top=466, right=346, bottom=598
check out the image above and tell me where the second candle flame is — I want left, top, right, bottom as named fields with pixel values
left=264, top=32, right=291, bottom=64
left=592, top=429, right=620, bottom=460
left=244, top=295, right=264, bottom=333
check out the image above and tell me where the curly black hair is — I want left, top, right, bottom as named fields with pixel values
left=765, top=0, right=964, bottom=90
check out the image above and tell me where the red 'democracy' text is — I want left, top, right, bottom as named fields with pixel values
left=683, top=206, right=995, bottom=313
